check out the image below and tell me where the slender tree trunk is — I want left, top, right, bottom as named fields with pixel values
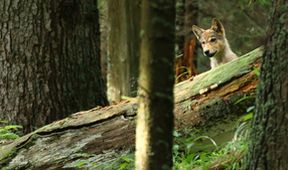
left=183, top=0, right=198, bottom=73
left=175, top=0, right=198, bottom=82
left=107, top=0, right=140, bottom=103
left=175, top=0, right=185, bottom=55
left=98, top=0, right=109, bottom=84
left=135, top=1, right=176, bottom=169
left=0, top=0, right=108, bottom=133
left=246, top=0, right=288, bottom=169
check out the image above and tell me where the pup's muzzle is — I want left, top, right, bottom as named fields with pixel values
left=204, top=50, right=217, bottom=58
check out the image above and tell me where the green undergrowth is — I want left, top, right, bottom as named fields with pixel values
left=70, top=111, right=252, bottom=170
left=0, top=120, right=22, bottom=144
left=173, top=97, right=254, bottom=170
left=173, top=121, right=251, bottom=170
left=0, top=120, right=23, bottom=170
left=65, top=149, right=135, bottom=170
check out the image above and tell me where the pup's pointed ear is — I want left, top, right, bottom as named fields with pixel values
left=192, top=25, right=204, bottom=40
left=211, top=18, right=225, bottom=35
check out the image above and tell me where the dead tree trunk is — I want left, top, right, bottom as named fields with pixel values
left=106, top=0, right=140, bottom=103
left=0, top=48, right=263, bottom=170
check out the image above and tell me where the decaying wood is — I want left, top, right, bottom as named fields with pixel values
left=0, top=47, right=263, bottom=169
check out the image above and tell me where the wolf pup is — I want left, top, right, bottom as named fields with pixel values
left=192, top=18, right=237, bottom=69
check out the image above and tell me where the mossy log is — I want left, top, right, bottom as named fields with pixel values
left=0, top=47, right=263, bottom=169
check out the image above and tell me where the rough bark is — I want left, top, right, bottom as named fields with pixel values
left=0, top=48, right=263, bottom=169
left=107, top=0, right=140, bottom=103
left=0, top=0, right=108, bottom=133
left=135, top=0, right=176, bottom=169
left=246, top=0, right=288, bottom=169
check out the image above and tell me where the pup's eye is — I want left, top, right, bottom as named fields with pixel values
left=210, top=38, right=216, bottom=42
left=201, top=41, right=205, bottom=44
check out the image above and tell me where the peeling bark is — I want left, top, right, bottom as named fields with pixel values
left=0, top=48, right=263, bottom=169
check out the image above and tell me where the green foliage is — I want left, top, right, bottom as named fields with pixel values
left=172, top=97, right=255, bottom=170
left=253, top=67, right=260, bottom=77
left=173, top=122, right=251, bottom=170
left=239, top=112, right=253, bottom=122
left=0, top=120, right=22, bottom=141
left=234, top=95, right=255, bottom=105
left=173, top=128, right=216, bottom=169
left=249, top=0, right=271, bottom=6
left=237, top=0, right=271, bottom=12
left=68, top=152, right=134, bottom=170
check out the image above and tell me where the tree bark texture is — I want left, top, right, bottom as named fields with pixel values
left=135, top=0, right=176, bottom=169
left=0, top=0, right=108, bottom=133
left=247, top=0, right=288, bottom=169
left=107, top=0, right=140, bottom=103
left=0, top=48, right=263, bottom=169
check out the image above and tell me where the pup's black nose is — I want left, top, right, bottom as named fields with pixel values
left=204, top=50, right=216, bottom=58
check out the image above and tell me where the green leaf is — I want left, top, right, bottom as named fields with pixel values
left=239, top=113, right=253, bottom=122
left=253, top=67, right=260, bottom=77
left=0, top=132, right=20, bottom=140
left=75, top=160, right=86, bottom=168
left=173, top=130, right=181, bottom=138
left=234, top=95, right=255, bottom=105
left=4, top=125, right=22, bottom=131
left=193, top=136, right=218, bottom=149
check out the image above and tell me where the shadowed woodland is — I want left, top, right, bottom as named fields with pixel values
left=0, top=0, right=287, bottom=170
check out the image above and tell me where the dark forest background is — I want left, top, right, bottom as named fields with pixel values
left=98, top=0, right=270, bottom=74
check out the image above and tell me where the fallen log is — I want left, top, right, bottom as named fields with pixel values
left=0, top=47, right=263, bottom=169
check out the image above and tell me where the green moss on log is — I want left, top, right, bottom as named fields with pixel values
left=175, top=47, right=263, bottom=102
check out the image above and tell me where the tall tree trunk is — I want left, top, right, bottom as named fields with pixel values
left=183, top=0, right=198, bottom=73
left=0, top=0, right=108, bottom=133
left=175, top=0, right=198, bottom=83
left=175, top=0, right=185, bottom=55
left=246, top=0, right=288, bottom=169
left=135, top=1, right=176, bottom=169
left=107, top=0, right=140, bottom=103
left=98, top=0, right=109, bottom=84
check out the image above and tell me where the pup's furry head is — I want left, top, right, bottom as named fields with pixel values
left=192, top=18, right=226, bottom=58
